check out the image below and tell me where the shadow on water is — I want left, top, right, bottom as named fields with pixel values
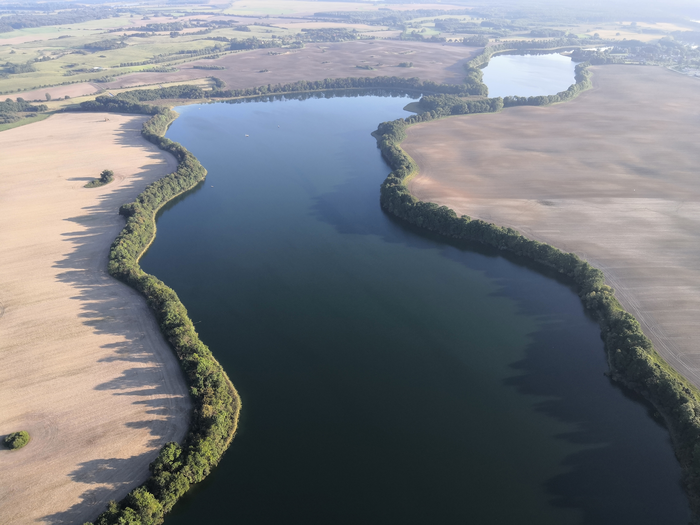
left=42, top=119, right=190, bottom=524
left=310, top=150, right=691, bottom=524
left=507, top=326, right=688, bottom=524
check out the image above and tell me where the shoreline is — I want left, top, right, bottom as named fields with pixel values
left=4, top=48, right=693, bottom=520
left=379, top=65, right=700, bottom=519
left=86, top=106, right=240, bottom=524
left=0, top=112, right=192, bottom=524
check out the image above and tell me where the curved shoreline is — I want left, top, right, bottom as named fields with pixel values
left=375, top=75, right=700, bottom=520
left=86, top=109, right=240, bottom=524
left=79, top=52, right=696, bottom=520
left=0, top=113, right=192, bottom=525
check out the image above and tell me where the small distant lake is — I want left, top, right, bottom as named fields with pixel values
left=483, top=52, right=578, bottom=98
left=140, top=91, right=689, bottom=524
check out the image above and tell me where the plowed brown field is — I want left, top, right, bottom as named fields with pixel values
left=404, top=65, right=700, bottom=389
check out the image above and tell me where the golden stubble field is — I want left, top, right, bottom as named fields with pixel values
left=404, top=65, right=700, bottom=389
left=0, top=113, right=191, bottom=524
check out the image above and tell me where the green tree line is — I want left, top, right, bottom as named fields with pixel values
left=77, top=76, right=492, bottom=117
left=0, top=97, right=47, bottom=124
left=79, top=107, right=240, bottom=525
left=207, top=75, right=489, bottom=99
left=502, top=62, right=592, bottom=107
left=0, top=7, right=114, bottom=34
left=374, top=101, right=700, bottom=520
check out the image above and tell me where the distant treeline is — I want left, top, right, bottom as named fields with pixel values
left=207, top=75, right=489, bottom=99
left=466, top=36, right=612, bottom=69
left=81, top=106, right=240, bottom=525
left=0, top=7, right=114, bottom=34
left=84, top=39, right=127, bottom=51
left=462, top=35, right=490, bottom=47
left=313, top=7, right=472, bottom=27
left=0, top=97, right=47, bottom=124
left=1, top=61, right=36, bottom=76
left=462, top=37, right=612, bottom=100
left=502, top=62, right=591, bottom=107
left=374, top=96, right=700, bottom=519
left=79, top=85, right=207, bottom=114
left=77, top=77, right=489, bottom=116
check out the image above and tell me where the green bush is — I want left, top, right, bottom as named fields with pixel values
left=85, top=169, right=114, bottom=188
left=4, top=431, right=30, bottom=450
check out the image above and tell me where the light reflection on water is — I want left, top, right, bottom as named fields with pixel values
left=483, top=53, right=578, bottom=98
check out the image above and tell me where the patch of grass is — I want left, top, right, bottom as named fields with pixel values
left=4, top=431, right=30, bottom=450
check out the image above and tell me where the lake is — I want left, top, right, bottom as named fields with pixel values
left=140, top=92, right=689, bottom=524
left=483, top=52, right=578, bottom=98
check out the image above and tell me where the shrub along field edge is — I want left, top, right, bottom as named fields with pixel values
left=375, top=77, right=700, bottom=521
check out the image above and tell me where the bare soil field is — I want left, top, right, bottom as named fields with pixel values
left=0, top=113, right=191, bottom=524
left=404, top=65, right=700, bottom=389
left=97, top=40, right=480, bottom=91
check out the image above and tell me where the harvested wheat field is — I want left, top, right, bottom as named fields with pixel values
left=97, top=40, right=480, bottom=91
left=0, top=113, right=191, bottom=524
left=404, top=65, right=700, bottom=389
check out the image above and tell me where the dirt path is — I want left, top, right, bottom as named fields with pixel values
left=404, top=65, right=700, bottom=389
left=0, top=113, right=191, bottom=524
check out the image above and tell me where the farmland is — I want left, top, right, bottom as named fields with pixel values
left=404, top=64, right=700, bottom=388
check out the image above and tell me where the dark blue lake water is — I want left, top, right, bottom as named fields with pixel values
left=140, top=92, right=688, bottom=524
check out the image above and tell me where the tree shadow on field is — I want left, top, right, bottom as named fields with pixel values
left=42, top=452, right=158, bottom=524
left=44, top=118, right=191, bottom=524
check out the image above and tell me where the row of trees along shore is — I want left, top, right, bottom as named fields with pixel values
left=77, top=40, right=700, bottom=522
left=376, top=72, right=700, bottom=519
left=78, top=75, right=492, bottom=116
left=82, top=107, right=240, bottom=525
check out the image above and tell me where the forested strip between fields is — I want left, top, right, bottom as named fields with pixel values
left=83, top=108, right=240, bottom=525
